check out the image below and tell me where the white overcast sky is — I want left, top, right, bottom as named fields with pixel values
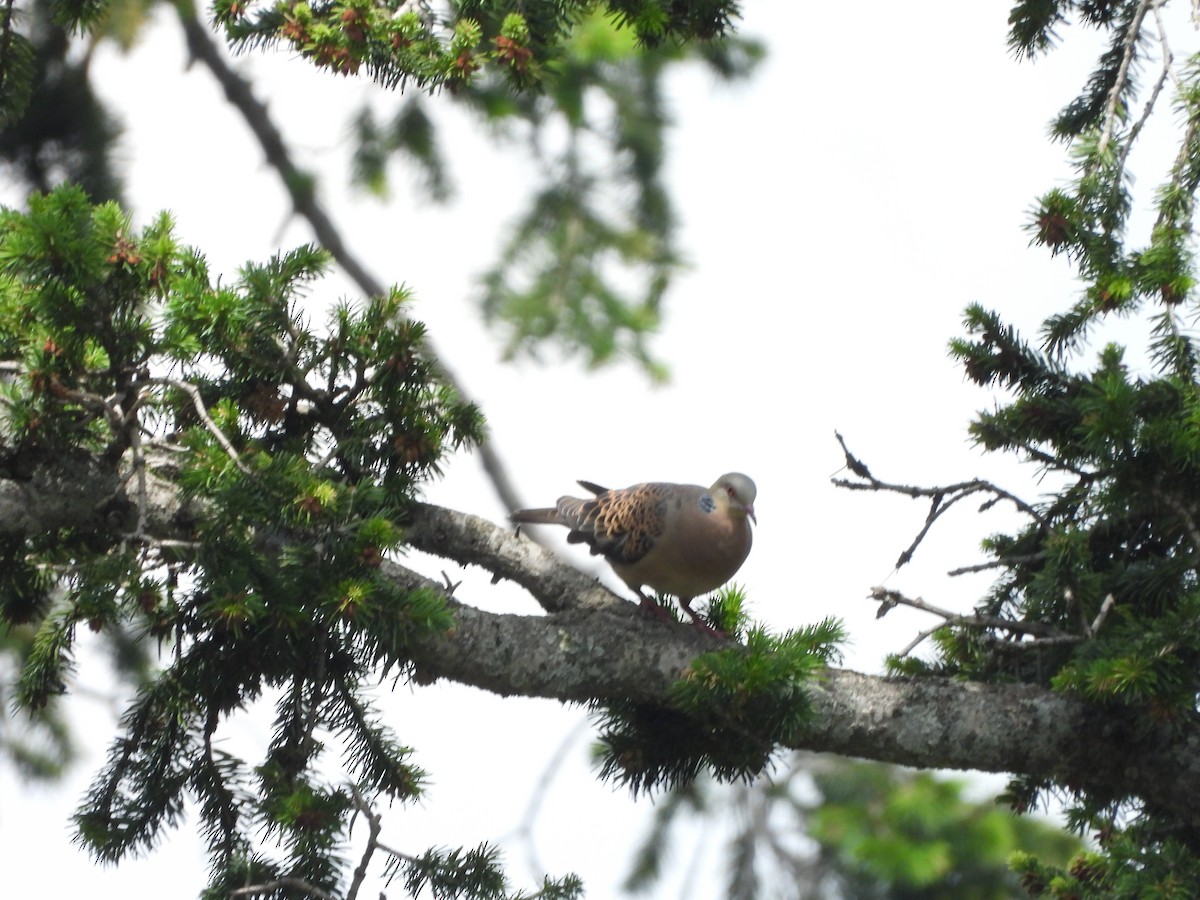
left=3, top=3, right=1191, bottom=898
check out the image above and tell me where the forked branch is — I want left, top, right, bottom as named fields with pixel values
left=832, top=431, right=1040, bottom=569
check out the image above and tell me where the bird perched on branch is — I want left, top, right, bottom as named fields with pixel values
left=510, top=473, right=756, bottom=635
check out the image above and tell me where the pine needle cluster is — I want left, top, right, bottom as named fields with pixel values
left=593, top=600, right=844, bottom=795
left=0, top=185, right=509, bottom=895
left=213, top=0, right=742, bottom=90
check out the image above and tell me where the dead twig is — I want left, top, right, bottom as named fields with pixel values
left=870, top=586, right=1095, bottom=657
left=228, top=878, right=336, bottom=899
left=147, top=377, right=250, bottom=474
left=833, top=431, right=1041, bottom=569
left=947, top=553, right=1044, bottom=576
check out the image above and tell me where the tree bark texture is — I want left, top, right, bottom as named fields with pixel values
left=4, top=451, right=1198, bottom=826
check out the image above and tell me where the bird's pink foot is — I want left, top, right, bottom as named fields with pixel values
left=638, top=594, right=674, bottom=623
left=690, top=617, right=728, bottom=639
left=680, top=599, right=728, bottom=639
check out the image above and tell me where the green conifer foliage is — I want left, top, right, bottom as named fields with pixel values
left=0, top=185, right=546, bottom=896
left=839, top=3, right=1200, bottom=894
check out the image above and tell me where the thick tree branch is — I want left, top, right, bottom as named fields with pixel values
left=0, top=451, right=127, bottom=536
left=403, top=501, right=622, bottom=614
left=801, top=670, right=1199, bottom=822
left=4, top=452, right=1200, bottom=828
left=407, top=596, right=1200, bottom=827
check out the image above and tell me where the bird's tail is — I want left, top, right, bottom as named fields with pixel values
left=509, top=507, right=562, bottom=525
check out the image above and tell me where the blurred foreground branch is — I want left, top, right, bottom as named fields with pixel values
left=174, top=6, right=527, bottom=514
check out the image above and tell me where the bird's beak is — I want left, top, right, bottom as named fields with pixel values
left=747, top=506, right=757, bottom=524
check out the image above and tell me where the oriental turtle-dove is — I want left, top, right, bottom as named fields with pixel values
left=511, top=473, right=756, bottom=633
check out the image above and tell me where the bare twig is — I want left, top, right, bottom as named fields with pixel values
left=1012, top=438, right=1093, bottom=478
left=139, top=537, right=202, bottom=550
left=501, top=717, right=590, bottom=883
left=834, top=432, right=1038, bottom=514
left=47, top=379, right=126, bottom=432
left=871, top=587, right=1066, bottom=636
left=309, top=439, right=340, bottom=474
left=872, top=586, right=1115, bottom=656
left=1088, top=593, right=1116, bottom=638
left=346, top=786, right=382, bottom=900
left=896, top=622, right=948, bottom=658
left=947, top=553, right=1044, bottom=576
left=1154, top=488, right=1200, bottom=559
left=345, top=786, right=414, bottom=895
left=1065, top=587, right=1091, bottom=636
left=896, top=490, right=976, bottom=569
left=834, top=431, right=1040, bottom=569
left=228, top=878, right=336, bottom=899
left=1115, top=3, right=1175, bottom=181
left=125, top=405, right=149, bottom=537
left=1098, top=0, right=1153, bottom=157
left=870, top=587, right=1081, bottom=656
left=146, top=377, right=250, bottom=474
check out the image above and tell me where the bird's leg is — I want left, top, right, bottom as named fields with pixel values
left=679, top=597, right=727, bottom=639
left=637, top=591, right=674, bottom=623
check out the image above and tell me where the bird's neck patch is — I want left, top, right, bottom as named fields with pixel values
left=699, top=494, right=716, bottom=514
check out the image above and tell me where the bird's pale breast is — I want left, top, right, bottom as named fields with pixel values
left=612, top=496, right=752, bottom=599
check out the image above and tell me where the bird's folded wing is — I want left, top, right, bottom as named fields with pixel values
left=560, top=483, right=669, bottom=566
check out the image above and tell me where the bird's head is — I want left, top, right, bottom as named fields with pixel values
left=713, top=472, right=756, bottom=524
